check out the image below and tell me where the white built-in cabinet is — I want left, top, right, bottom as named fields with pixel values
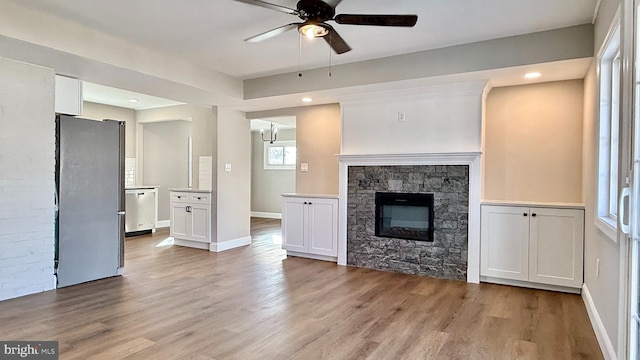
left=480, top=204, right=584, bottom=291
left=282, top=194, right=338, bottom=261
left=170, top=190, right=212, bottom=249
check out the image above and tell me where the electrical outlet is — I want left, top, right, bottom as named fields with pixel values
left=596, top=258, right=600, bottom=277
left=225, top=163, right=231, bottom=172
left=301, top=163, right=309, bottom=172
left=398, top=111, right=406, bottom=122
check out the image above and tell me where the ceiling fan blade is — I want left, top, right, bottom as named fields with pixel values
left=232, top=0, right=300, bottom=16
left=245, top=23, right=301, bottom=43
left=334, top=14, right=418, bottom=27
left=323, top=25, right=351, bottom=54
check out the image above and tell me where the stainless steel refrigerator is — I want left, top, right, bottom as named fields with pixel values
left=55, top=115, right=125, bottom=288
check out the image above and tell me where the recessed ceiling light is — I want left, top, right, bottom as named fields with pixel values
left=524, top=72, right=541, bottom=79
left=127, top=98, right=139, bottom=103
left=301, top=97, right=313, bottom=103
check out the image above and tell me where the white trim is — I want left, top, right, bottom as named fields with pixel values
left=337, top=152, right=482, bottom=283
left=174, top=238, right=209, bottom=250
left=593, top=0, right=603, bottom=24
left=595, top=216, right=618, bottom=241
left=286, top=251, right=337, bottom=263
left=250, top=211, right=282, bottom=219
left=481, top=276, right=581, bottom=294
left=582, top=284, right=617, bottom=360
left=210, top=236, right=252, bottom=252
left=156, top=220, right=170, bottom=228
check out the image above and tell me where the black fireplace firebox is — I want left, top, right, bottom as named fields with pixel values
left=375, top=192, right=434, bottom=242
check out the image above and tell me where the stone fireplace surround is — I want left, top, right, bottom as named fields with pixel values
left=338, top=153, right=482, bottom=283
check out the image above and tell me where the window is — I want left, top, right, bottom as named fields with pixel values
left=596, top=23, right=621, bottom=240
left=264, top=140, right=296, bottom=170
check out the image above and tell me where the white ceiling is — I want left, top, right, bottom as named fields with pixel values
left=8, top=0, right=598, bottom=80
left=83, top=82, right=184, bottom=110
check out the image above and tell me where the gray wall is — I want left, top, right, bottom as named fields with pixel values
left=216, top=108, right=250, bottom=243
left=251, top=128, right=295, bottom=214
left=82, top=101, right=136, bottom=158
left=583, top=0, right=621, bottom=355
left=142, top=120, right=191, bottom=221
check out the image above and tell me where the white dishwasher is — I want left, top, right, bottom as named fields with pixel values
left=125, top=187, right=156, bottom=236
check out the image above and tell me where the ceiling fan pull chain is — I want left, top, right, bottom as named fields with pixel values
left=328, top=32, right=332, bottom=77
left=298, top=34, right=303, bottom=78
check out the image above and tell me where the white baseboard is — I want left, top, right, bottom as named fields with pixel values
left=582, top=284, right=616, bottom=360
left=286, top=250, right=337, bottom=263
left=156, top=220, right=170, bottom=228
left=250, top=212, right=282, bottom=219
left=174, top=238, right=209, bottom=250
left=210, top=236, right=252, bottom=252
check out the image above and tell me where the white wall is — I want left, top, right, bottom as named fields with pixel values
left=216, top=108, right=251, bottom=243
left=341, top=82, right=487, bottom=155
left=0, top=57, right=55, bottom=301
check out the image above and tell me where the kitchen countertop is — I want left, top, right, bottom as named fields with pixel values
left=125, top=186, right=159, bottom=190
left=169, top=188, right=213, bottom=193
left=281, top=193, right=339, bottom=199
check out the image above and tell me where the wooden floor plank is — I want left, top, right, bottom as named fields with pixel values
left=0, top=218, right=603, bottom=359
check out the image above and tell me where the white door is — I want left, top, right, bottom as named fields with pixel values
left=170, top=203, right=189, bottom=239
left=189, top=204, right=210, bottom=243
left=308, top=199, right=338, bottom=256
left=480, top=205, right=530, bottom=281
left=283, top=199, right=307, bottom=252
left=529, top=208, right=584, bottom=288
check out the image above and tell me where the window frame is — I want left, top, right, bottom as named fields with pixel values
left=263, top=140, right=297, bottom=170
left=596, top=21, right=621, bottom=242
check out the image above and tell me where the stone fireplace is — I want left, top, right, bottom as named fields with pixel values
left=347, top=165, right=469, bottom=280
left=337, top=153, right=482, bottom=283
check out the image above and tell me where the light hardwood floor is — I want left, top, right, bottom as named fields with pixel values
left=0, top=218, right=602, bottom=359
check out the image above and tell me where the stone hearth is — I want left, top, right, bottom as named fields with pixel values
left=347, top=165, right=469, bottom=280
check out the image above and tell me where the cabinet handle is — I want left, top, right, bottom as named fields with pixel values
left=523, top=213, right=528, bottom=216
left=177, top=196, right=182, bottom=199
left=531, top=213, right=537, bottom=217
left=308, top=202, right=312, bottom=205
left=197, top=197, right=202, bottom=200
left=186, top=206, right=191, bottom=213
left=304, top=202, right=308, bottom=205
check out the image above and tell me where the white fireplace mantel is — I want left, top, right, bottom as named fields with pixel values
left=337, top=152, right=482, bottom=283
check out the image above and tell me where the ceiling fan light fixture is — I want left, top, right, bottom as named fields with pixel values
left=299, top=23, right=329, bottom=39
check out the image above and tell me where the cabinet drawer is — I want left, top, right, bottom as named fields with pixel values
left=170, top=192, right=190, bottom=203
left=189, top=193, right=211, bottom=204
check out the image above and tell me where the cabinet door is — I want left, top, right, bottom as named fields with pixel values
left=480, top=205, right=530, bottom=281
left=170, top=202, right=189, bottom=239
left=282, top=199, right=307, bottom=252
left=529, top=208, right=584, bottom=288
left=189, top=204, right=211, bottom=243
left=308, top=199, right=338, bottom=256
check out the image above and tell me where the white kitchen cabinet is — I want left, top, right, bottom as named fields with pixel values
left=481, top=204, right=584, bottom=290
left=282, top=195, right=338, bottom=261
left=170, top=190, right=211, bottom=249
left=55, top=75, right=83, bottom=116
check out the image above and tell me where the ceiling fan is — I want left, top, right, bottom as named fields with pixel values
left=234, top=0, right=418, bottom=54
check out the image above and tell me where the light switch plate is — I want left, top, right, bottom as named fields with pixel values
left=225, top=163, right=231, bottom=172
left=301, top=163, right=309, bottom=172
